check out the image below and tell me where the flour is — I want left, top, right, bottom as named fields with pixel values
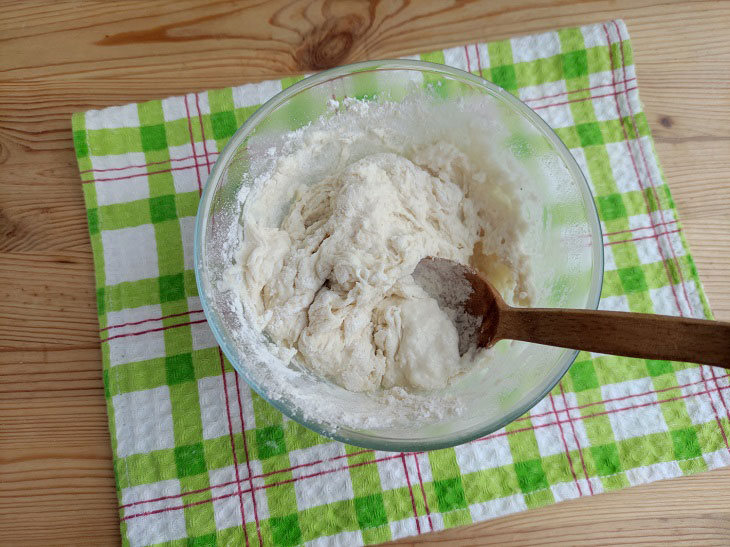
left=411, top=258, right=483, bottom=355
left=217, top=94, right=536, bottom=429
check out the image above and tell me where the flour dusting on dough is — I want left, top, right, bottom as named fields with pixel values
left=223, top=97, right=534, bottom=396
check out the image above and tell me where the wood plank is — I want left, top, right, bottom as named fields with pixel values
left=0, top=251, right=98, bottom=348
left=0, top=0, right=726, bottom=79
left=0, top=347, right=118, bottom=545
left=681, top=218, right=730, bottom=319
left=656, top=141, right=730, bottom=218
left=0, top=1, right=728, bottom=96
left=0, top=184, right=89, bottom=252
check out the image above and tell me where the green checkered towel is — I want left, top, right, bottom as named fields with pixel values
left=72, top=19, right=727, bottom=547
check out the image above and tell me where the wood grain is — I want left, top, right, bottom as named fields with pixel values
left=1, top=0, right=729, bottom=545
left=497, top=306, right=730, bottom=366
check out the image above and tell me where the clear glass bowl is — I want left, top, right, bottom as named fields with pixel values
left=194, top=60, right=603, bottom=452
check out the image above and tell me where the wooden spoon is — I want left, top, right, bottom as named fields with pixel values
left=413, top=257, right=730, bottom=367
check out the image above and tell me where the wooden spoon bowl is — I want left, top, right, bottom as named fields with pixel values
left=414, top=257, right=730, bottom=367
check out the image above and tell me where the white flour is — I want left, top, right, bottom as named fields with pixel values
left=411, top=258, right=483, bottom=355
left=217, top=95, right=536, bottom=429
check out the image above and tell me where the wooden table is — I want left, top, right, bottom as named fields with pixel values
left=1, top=1, right=729, bottom=544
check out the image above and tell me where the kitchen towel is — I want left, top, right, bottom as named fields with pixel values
left=72, top=20, right=727, bottom=547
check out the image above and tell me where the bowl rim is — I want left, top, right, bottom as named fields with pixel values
left=194, top=59, right=604, bottom=452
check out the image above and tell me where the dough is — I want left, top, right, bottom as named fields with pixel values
left=226, top=98, right=532, bottom=393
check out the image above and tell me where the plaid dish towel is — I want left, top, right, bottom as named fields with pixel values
left=72, top=20, right=728, bottom=547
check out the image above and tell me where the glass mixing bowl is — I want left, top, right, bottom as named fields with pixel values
left=194, top=59, right=603, bottom=452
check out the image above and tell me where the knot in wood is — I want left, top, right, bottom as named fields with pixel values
left=296, top=15, right=364, bottom=71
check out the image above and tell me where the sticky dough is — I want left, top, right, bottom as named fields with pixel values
left=230, top=142, right=532, bottom=391
left=228, top=101, right=532, bottom=393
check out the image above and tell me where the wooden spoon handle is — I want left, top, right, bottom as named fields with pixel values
left=497, top=307, right=730, bottom=367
